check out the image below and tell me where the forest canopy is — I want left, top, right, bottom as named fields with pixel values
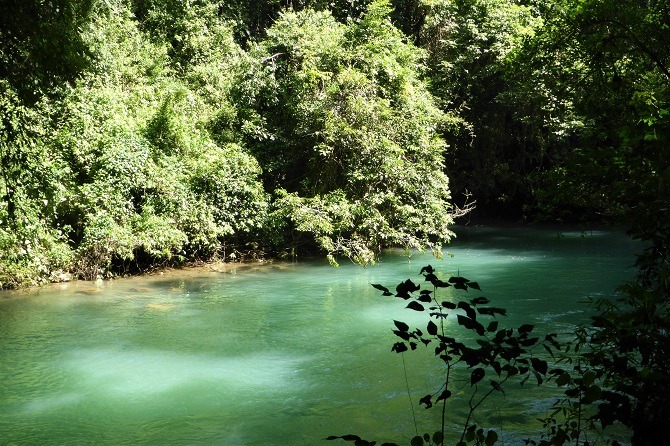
left=1, top=0, right=668, bottom=288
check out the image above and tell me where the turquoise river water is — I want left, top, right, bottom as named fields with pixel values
left=0, top=226, right=641, bottom=445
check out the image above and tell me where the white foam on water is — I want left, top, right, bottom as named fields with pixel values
left=64, top=348, right=306, bottom=397
left=22, top=393, right=83, bottom=414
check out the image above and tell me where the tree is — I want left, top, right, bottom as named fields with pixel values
left=232, top=1, right=459, bottom=263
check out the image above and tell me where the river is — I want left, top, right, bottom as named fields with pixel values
left=0, top=226, right=641, bottom=445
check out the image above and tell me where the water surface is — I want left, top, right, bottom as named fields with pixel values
left=0, top=226, right=640, bottom=445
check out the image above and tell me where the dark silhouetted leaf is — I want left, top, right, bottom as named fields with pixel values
left=395, top=279, right=419, bottom=299
left=393, top=320, right=409, bottom=332
left=393, top=330, right=411, bottom=341
left=477, top=307, right=507, bottom=317
left=457, top=315, right=485, bottom=335
left=472, top=296, right=489, bottom=305
left=471, top=367, right=485, bottom=386
left=458, top=301, right=477, bottom=319
left=420, top=265, right=434, bottom=275
left=543, top=344, right=555, bottom=358
left=432, top=431, right=444, bottom=445
left=419, top=394, right=433, bottom=409
left=556, top=372, right=570, bottom=386
left=520, top=337, right=539, bottom=347
left=491, top=381, right=505, bottom=394
left=449, top=276, right=469, bottom=284
left=327, top=434, right=361, bottom=441
left=485, top=430, right=498, bottom=446
left=492, top=361, right=502, bottom=376
left=433, top=279, right=451, bottom=287
left=531, top=357, right=548, bottom=375
left=469, top=282, right=482, bottom=291
left=417, top=295, right=432, bottom=303
left=487, top=321, right=499, bottom=333
left=436, top=389, right=452, bottom=402
left=518, top=324, right=534, bottom=334
left=410, top=435, right=424, bottom=446
left=441, top=301, right=457, bottom=309
left=407, top=301, right=425, bottom=311
left=391, top=342, right=408, bottom=353
left=371, top=284, right=392, bottom=296
left=427, top=320, right=438, bottom=336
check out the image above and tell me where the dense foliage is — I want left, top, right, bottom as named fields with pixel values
left=3, top=0, right=666, bottom=280
left=1, top=0, right=458, bottom=286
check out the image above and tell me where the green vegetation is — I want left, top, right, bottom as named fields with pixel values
left=1, top=2, right=668, bottom=442
left=2, top=0, right=666, bottom=285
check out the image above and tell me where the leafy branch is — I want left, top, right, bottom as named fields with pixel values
left=329, top=265, right=564, bottom=446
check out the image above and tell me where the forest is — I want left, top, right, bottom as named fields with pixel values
left=1, top=0, right=667, bottom=286
left=1, top=1, right=669, bottom=444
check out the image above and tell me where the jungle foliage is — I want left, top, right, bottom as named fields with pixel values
left=2, top=0, right=667, bottom=285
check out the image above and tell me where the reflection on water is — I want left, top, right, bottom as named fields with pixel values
left=0, top=226, right=640, bottom=445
